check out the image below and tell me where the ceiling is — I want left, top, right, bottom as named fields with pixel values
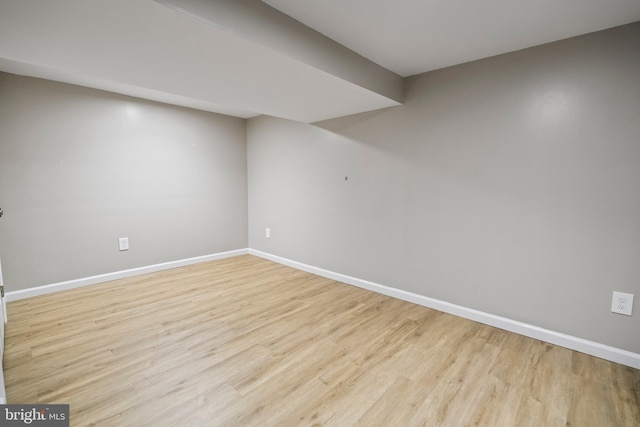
left=265, top=0, right=640, bottom=77
left=0, top=0, right=638, bottom=122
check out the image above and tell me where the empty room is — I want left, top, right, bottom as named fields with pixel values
left=0, top=0, right=639, bottom=426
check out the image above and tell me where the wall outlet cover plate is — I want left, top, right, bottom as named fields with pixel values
left=611, top=291, right=633, bottom=316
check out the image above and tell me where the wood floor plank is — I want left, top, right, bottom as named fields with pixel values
left=4, top=254, right=639, bottom=426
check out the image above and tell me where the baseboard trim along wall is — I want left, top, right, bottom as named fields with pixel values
left=7, top=247, right=639, bottom=368
left=6, top=249, right=249, bottom=302
left=248, top=249, right=640, bottom=369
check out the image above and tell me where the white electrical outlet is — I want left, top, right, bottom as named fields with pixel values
left=119, top=237, right=129, bottom=251
left=265, top=228, right=271, bottom=239
left=611, top=291, right=633, bottom=316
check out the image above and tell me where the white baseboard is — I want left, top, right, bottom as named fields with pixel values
left=7, top=247, right=639, bottom=368
left=248, top=249, right=640, bottom=369
left=6, top=249, right=248, bottom=302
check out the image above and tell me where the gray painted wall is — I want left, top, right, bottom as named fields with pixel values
left=248, top=23, right=640, bottom=353
left=0, top=73, right=247, bottom=291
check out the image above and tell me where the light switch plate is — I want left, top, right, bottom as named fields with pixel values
left=119, top=237, right=129, bottom=251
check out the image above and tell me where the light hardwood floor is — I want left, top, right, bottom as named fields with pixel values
left=4, top=255, right=639, bottom=426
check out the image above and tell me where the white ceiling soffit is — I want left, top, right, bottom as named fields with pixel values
left=264, top=0, right=640, bottom=77
left=154, top=0, right=403, bottom=104
left=0, top=0, right=402, bottom=122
